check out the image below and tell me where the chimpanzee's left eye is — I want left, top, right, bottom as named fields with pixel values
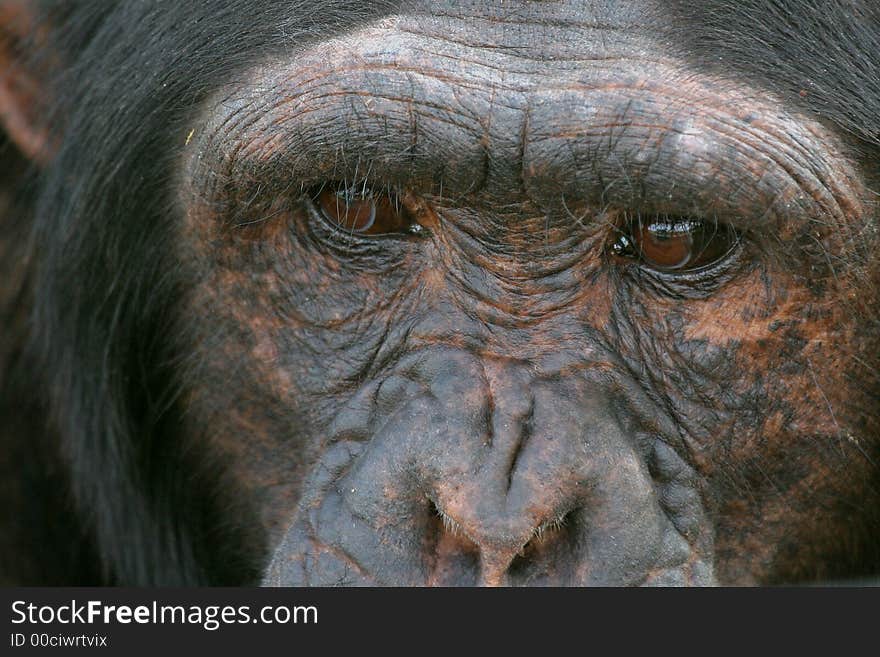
left=311, top=183, right=419, bottom=236
left=612, top=213, right=740, bottom=273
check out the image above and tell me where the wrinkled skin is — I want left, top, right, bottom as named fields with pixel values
left=174, top=1, right=880, bottom=585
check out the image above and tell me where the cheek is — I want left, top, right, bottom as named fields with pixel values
left=674, top=266, right=880, bottom=580
left=681, top=266, right=880, bottom=444
left=175, top=205, right=313, bottom=541
left=176, top=200, right=424, bottom=541
left=177, top=285, right=314, bottom=542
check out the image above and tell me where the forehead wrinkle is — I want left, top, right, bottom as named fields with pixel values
left=184, top=13, right=869, bottom=238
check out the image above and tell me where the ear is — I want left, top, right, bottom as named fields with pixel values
left=0, top=0, right=53, bottom=165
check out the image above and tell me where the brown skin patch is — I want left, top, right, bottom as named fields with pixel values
left=173, top=12, right=880, bottom=585
left=671, top=207, right=880, bottom=582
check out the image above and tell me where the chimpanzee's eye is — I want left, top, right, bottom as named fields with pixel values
left=311, top=183, right=418, bottom=236
left=612, top=213, right=739, bottom=273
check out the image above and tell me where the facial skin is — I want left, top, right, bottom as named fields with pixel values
left=164, top=0, right=880, bottom=586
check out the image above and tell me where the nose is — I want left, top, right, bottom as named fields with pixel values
left=417, top=356, right=588, bottom=585
left=412, top=355, right=666, bottom=586
left=263, top=351, right=710, bottom=586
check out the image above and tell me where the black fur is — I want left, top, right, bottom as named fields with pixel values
left=12, top=0, right=401, bottom=586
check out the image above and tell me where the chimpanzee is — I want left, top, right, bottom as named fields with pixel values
left=0, top=0, right=878, bottom=586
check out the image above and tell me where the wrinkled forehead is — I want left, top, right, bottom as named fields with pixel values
left=389, top=0, right=661, bottom=61
left=259, top=0, right=676, bottom=82
left=184, top=0, right=867, bottom=235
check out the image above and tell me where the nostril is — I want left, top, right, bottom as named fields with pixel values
left=430, top=499, right=465, bottom=537
left=425, top=499, right=481, bottom=586
left=506, top=509, right=579, bottom=584
left=517, top=509, right=573, bottom=556
left=529, top=511, right=570, bottom=546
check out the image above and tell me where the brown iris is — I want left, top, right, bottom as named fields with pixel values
left=613, top=214, right=738, bottom=272
left=314, top=184, right=413, bottom=235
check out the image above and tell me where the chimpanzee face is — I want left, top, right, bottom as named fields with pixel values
left=173, top=1, right=880, bottom=585
left=2, top=0, right=878, bottom=587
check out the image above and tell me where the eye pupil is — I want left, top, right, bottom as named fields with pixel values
left=313, top=183, right=413, bottom=236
